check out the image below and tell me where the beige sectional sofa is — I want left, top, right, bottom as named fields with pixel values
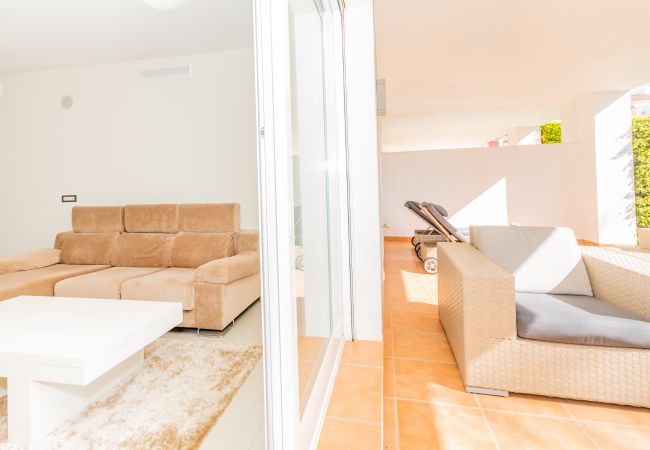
left=0, top=204, right=260, bottom=331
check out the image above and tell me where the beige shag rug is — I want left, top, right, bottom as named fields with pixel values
left=0, top=338, right=261, bottom=450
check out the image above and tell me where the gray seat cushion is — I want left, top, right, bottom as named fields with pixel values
left=516, top=292, right=650, bottom=349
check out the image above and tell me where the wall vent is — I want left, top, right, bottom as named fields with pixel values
left=140, top=64, right=192, bottom=80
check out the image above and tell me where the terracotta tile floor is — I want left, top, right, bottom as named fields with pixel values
left=298, top=335, right=328, bottom=412
left=318, top=340, right=383, bottom=450
left=383, top=240, right=650, bottom=450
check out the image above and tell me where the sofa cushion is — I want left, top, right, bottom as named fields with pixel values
left=170, top=232, right=235, bottom=268
left=470, top=226, right=593, bottom=296
left=60, top=233, right=119, bottom=265
left=54, top=266, right=164, bottom=299
left=72, top=206, right=124, bottom=233
left=516, top=292, right=650, bottom=348
left=111, top=233, right=174, bottom=267
left=121, top=268, right=195, bottom=310
left=124, top=204, right=178, bottom=233
left=178, top=204, right=240, bottom=233
left=0, top=249, right=60, bottom=275
left=0, top=264, right=110, bottom=301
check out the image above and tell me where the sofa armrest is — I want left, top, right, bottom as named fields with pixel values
left=581, top=246, right=650, bottom=321
left=236, top=230, right=259, bottom=253
left=438, top=243, right=516, bottom=343
left=54, top=231, right=75, bottom=250
left=0, top=248, right=61, bottom=276
left=195, top=251, right=260, bottom=285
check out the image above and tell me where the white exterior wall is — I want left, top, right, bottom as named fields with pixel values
left=381, top=144, right=577, bottom=237
left=561, top=92, right=637, bottom=245
left=0, top=49, right=258, bottom=256
left=383, top=93, right=637, bottom=246
left=508, top=126, right=541, bottom=145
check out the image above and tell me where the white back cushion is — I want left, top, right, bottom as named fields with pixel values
left=470, top=226, right=593, bottom=296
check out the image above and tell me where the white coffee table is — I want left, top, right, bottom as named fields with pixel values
left=0, top=295, right=182, bottom=446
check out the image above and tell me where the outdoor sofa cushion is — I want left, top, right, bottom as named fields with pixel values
left=516, top=292, right=650, bottom=349
left=471, top=226, right=593, bottom=296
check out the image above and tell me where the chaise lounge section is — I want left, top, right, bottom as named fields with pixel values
left=0, top=204, right=260, bottom=331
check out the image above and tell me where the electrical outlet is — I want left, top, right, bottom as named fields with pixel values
left=61, top=195, right=77, bottom=203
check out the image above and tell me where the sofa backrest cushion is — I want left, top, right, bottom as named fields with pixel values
left=470, top=226, right=593, bottom=296
left=124, top=204, right=179, bottom=233
left=170, top=232, right=236, bottom=268
left=111, top=233, right=174, bottom=267
left=60, top=233, right=119, bottom=265
left=178, top=204, right=240, bottom=233
left=236, top=230, right=259, bottom=253
left=72, top=206, right=124, bottom=233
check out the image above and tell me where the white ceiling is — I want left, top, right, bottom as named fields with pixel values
left=375, top=0, right=650, bottom=151
left=0, top=0, right=253, bottom=75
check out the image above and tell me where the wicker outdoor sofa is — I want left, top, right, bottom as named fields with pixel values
left=438, top=226, right=650, bottom=408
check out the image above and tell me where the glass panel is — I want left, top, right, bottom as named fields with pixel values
left=288, top=0, right=339, bottom=415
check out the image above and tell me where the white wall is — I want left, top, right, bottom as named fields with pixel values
left=381, top=144, right=578, bottom=237
left=0, top=49, right=258, bottom=256
left=562, top=92, right=637, bottom=245
left=345, top=0, right=383, bottom=342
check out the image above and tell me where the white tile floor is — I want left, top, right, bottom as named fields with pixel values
left=167, top=300, right=265, bottom=450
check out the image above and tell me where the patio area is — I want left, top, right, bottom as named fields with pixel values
left=383, top=240, right=650, bottom=450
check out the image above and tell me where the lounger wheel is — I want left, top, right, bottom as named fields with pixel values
left=411, top=236, right=417, bottom=247
left=423, top=257, right=438, bottom=274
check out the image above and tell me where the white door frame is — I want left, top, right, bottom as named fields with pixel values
left=253, top=0, right=300, bottom=448
left=254, top=0, right=350, bottom=448
left=297, top=2, right=351, bottom=447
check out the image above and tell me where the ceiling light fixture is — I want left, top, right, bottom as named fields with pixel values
left=143, top=0, right=192, bottom=11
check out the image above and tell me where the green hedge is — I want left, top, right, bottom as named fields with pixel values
left=633, top=116, right=650, bottom=228
left=533, top=118, right=650, bottom=227
left=541, top=121, right=562, bottom=144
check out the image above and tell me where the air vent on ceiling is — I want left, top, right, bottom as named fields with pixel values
left=140, top=64, right=192, bottom=80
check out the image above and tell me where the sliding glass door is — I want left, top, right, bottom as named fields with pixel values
left=254, top=0, right=349, bottom=447
left=289, top=0, right=340, bottom=415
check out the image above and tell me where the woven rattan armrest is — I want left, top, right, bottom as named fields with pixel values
left=581, top=246, right=650, bottom=321
left=438, top=242, right=516, bottom=341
